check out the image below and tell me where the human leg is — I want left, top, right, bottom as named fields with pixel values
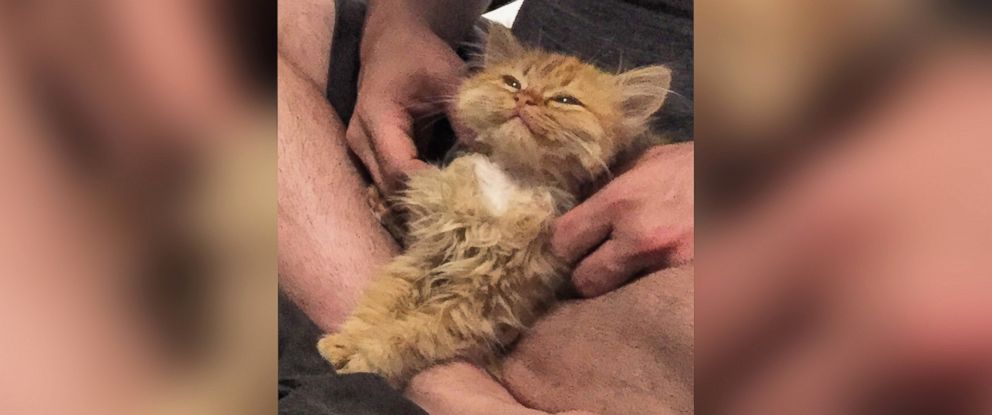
left=277, top=2, right=399, bottom=330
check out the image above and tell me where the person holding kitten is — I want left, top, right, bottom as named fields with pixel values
left=278, top=0, right=692, bottom=414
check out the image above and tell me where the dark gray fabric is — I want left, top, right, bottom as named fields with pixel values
left=278, top=291, right=428, bottom=415
left=286, top=0, right=694, bottom=412
left=325, top=0, right=365, bottom=129
left=327, top=0, right=693, bottom=143
left=623, top=0, right=693, bottom=16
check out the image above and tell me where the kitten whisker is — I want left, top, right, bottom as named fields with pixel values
left=411, top=100, right=456, bottom=109
left=418, top=94, right=458, bottom=103
left=628, top=88, right=692, bottom=106
left=407, top=97, right=458, bottom=115
left=458, top=38, right=485, bottom=50
left=660, top=89, right=692, bottom=105
left=413, top=112, right=446, bottom=122
left=323, top=27, right=678, bottom=388
left=412, top=112, right=450, bottom=131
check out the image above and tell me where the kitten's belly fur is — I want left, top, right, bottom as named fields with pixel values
left=318, top=154, right=568, bottom=387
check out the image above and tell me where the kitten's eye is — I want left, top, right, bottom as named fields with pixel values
left=501, top=75, right=521, bottom=90
left=551, top=95, right=583, bottom=106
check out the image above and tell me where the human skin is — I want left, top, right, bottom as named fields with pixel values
left=408, top=265, right=695, bottom=415
left=278, top=0, right=400, bottom=332
left=278, top=53, right=401, bottom=331
left=278, top=1, right=696, bottom=412
left=278, top=0, right=490, bottom=329
left=552, top=142, right=694, bottom=298
left=501, top=265, right=694, bottom=415
left=345, top=0, right=489, bottom=193
left=278, top=2, right=580, bottom=413
left=406, top=147, right=696, bottom=414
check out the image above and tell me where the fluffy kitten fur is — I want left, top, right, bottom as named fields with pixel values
left=318, top=25, right=671, bottom=387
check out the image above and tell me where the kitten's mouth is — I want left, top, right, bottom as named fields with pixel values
left=508, top=113, right=538, bottom=135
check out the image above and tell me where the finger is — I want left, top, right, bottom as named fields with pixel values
left=572, top=239, right=644, bottom=297
left=365, top=103, right=430, bottom=192
left=550, top=190, right=617, bottom=265
left=345, top=118, right=384, bottom=187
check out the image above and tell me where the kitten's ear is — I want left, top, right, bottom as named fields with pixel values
left=616, top=66, right=672, bottom=122
left=485, top=24, right=525, bottom=65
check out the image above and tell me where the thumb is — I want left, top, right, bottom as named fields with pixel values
left=366, top=101, right=430, bottom=192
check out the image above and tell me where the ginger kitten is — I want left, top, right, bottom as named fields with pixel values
left=318, top=25, right=672, bottom=388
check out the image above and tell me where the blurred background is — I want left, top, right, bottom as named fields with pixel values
left=696, top=0, right=992, bottom=413
left=0, top=1, right=275, bottom=414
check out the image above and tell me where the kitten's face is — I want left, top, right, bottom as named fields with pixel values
left=454, top=25, right=671, bottom=188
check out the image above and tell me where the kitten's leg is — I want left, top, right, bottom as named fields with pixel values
left=377, top=313, right=480, bottom=387
left=317, top=256, right=427, bottom=372
left=335, top=307, right=494, bottom=388
left=316, top=278, right=413, bottom=370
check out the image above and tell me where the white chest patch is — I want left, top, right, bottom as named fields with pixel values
left=472, top=158, right=520, bottom=216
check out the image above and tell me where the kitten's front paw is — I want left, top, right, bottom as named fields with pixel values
left=338, top=354, right=373, bottom=375
left=317, top=334, right=357, bottom=370
left=318, top=334, right=377, bottom=376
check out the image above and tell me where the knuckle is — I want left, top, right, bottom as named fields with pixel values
left=601, top=257, right=626, bottom=275
left=606, top=195, right=634, bottom=213
left=574, top=254, right=624, bottom=296
left=633, top=229, right=672, bottom=254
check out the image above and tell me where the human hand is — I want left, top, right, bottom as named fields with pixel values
left=346, top=16, right=465, bottom=192
left=551, top=142, right=694, bottom=297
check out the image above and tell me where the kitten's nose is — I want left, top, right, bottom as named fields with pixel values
left=514, top=93, right=537, bottom=107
